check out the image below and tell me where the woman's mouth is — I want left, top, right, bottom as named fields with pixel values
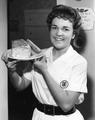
left=55, top=37, right=65, bottom=41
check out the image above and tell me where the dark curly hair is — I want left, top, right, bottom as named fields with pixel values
left=47, top=5, right=81, bottom=31
left=46, top=5, right=82, bottom=51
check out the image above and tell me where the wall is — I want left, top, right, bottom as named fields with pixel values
left=57, top=0, right=95, bottom=120
left=0, top=0, right=8, bottom=119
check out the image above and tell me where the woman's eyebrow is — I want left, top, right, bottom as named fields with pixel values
left=51, top=24, right=57, bottom=26
left=62, top=26, right=71, bottom=29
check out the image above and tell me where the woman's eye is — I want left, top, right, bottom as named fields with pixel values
left=51, top=26, right=57, bottom=30
left=63, top=28, right=70, bottom=31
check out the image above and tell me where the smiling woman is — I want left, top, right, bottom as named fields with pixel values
left=50, top=18, right=74, bottom=55
left=2, top=4, right=88, bottom=120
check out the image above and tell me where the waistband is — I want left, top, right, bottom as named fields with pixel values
left=36, top=101, right=76, bottom=116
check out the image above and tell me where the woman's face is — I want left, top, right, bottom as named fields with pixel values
left=50, top=17, right=75, bottom=51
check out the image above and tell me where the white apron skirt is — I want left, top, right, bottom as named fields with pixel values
left=32, top=108, right=84, bottom=120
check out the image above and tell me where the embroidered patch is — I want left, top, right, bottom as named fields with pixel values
left=60, top=80, right=69, bottom=89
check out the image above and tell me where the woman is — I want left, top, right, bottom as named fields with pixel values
left=2, top=5, right=87, bottom=120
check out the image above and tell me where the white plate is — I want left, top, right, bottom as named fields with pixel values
left=7, top=49, right=44, bottom=61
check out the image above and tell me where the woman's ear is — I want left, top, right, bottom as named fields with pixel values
left=72, top=34, right=75, bottom=39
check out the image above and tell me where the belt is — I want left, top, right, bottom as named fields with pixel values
left=36, top=101, right=76, bottom=116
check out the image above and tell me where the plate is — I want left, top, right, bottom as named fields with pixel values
left=7, top=49, right=44, bottom=61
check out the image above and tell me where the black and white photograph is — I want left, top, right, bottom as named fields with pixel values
left=0, top=0, right=95, bottom=120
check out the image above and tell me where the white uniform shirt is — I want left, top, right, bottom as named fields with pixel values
left=24, top=46, right=87, bottom=106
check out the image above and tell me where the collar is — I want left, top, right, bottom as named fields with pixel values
left=45, top=45, right=75, bottom=64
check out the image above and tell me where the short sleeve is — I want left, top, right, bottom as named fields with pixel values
left=65, top=61, right=88, bottom=93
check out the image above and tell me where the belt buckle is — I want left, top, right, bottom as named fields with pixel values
left=44, top=104, right=55, bottom=116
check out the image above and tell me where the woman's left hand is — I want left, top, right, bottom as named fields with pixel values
left=34, top=56, right=47, bottom=73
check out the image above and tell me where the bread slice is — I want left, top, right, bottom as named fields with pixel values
left=26, top=39, right=41, bottom=54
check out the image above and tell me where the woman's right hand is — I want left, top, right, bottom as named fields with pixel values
left=1, top=51, right=18, bottom=72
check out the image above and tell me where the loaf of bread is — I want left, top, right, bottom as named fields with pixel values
left=11, top=39, right=32, bottom=59
left=11, top=39, right=41, bottom=59
left=12, top=46, right=32, bottom=59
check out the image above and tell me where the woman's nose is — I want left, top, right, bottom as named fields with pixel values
left=56, top=29, right=63, bottom=36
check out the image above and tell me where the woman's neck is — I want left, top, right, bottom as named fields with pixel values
left=52, top=46, right=70, bottom=61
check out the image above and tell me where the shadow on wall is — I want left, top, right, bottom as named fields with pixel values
left=76, top=75, right=93, bottom=120
left=71, top=27, right=87, bottom=54
left=73, top=27, right=93, bottom=120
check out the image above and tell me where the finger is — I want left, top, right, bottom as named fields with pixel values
left=8, top=63, right=16, bottom=72
left=34, top=56, right=44, bottom=62
left=6, top=60, right=18, bottom=68
left=40, top=56, right=47, bottom=63
left=1, top=52, right=8, bottom=63
left=7, top=61, right=17, bottom=69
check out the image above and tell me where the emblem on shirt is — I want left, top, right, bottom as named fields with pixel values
left=60, top=80, right=69, bottom=89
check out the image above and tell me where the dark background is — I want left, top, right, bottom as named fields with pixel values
left=8, top=0, right=56, bottom=120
